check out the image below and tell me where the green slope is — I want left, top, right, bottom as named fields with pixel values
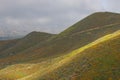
left=0, top=32, right=55, bottom=69
left=0, top=39, right=19, bottom=52
left=59, top=12, right=120, bottom=36
left=33, top=30, right=120, bottom=80
left=17, top=12, right=120, bottom=60
left=0, top=12, right=120, bottom=80
left=2, top=29, right=119, bottom=80
left=0, top=12, right=120, bottom=66
left=0, top=31, right=55, bottom=58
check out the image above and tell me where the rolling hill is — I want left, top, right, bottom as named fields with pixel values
left=7, top=12, right=120, bottom=61
left=0, top=12, right=120, bottom=80
left=0, top=39, right=19, bottom=52
left=21, top=12, right=120, bottom=58
left=0, top=31, right=55, bottom=57
left=0, top=31, right=55, bottom=68
left=38, top=30, right=120, bottom=80
left=0, top=29, right=120, bottom=80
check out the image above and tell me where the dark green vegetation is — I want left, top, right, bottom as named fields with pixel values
left=0, top=31, right=55, bottom=57
left=40, top=31, right=120, bottom=80
left=0, top=12, right=120, bottom=80
left=0, top=39, right=19, bottom=52
left=0, top=32, right=55, bottom=67
left=27, top=12, right=120, bottom=57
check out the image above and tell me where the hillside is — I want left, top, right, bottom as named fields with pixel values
left=13, top=12, right=120, bottom=59
left=0, top=29, right=120, bottom=80
left=38, top=30, right=120, bottom=80
left=0, top=39, right=19, bottom=53
left=0, top=12, right=120, bottom=80
left=0, top=12, right=120, bottom=67
left=0, top=31, right=55, bottom=57
left=0, top=32, right=55, bottom=69
left=59, top=12, right=120, bottom=36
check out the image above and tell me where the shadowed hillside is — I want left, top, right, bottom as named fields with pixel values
left=0, top=31, right=55, bottom=58
left=0, top=12, right=120, bottom=66
left=0, top=30, right=120, bottom=80
left=0, top=39, right=19, bottom=52
left=14, top=12, right=120, bottom=60
left=0, top=32, right=55, bottom=68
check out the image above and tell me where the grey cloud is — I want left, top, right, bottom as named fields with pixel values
left=103, top=0, right=120, bottom=12
left=0, top=0, right=117, bottom=37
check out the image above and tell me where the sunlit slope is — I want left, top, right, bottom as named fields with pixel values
left=38, top=31, right=120, bottom=80
left=0, top=31, right=55, bottom=58
left=0, top=30, right=120, bottom=80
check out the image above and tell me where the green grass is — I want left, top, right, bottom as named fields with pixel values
left=0, top=31, right=55, bottom=58
left=1, top=12, right=120, bottom=64
left=59, top=12, right=120, bottom=36
left=22, top=12, right=120, bottom=60
left=35, top=30, right=120, bottom=80
left=0, top=12, right=120, bottom=80
left=0, top=39, right=19, bottom=52
left=0, top=30, right=119, bottom=80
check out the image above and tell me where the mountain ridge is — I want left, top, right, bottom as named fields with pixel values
left=1, top=30, right=120, bottom=80
left=0, top=12, right=120, bottom=64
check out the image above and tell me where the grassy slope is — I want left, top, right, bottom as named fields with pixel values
left=0, top=30, right=120, bottom=80
left=0, top=39, right=19, bottom=52
left=0, top=32, right=55, bottom=69
left=0, top=12, right=120, bottom=71
left=39, top=31, right=120, bottom=80
left=0, top=12, right=120, bottom=80
left=4, top=12, right=120, bottom=61
left=25, top=12, right=120, bottom=57
left=0, top=31, right=55, bottom=58
left=0, top=22, right=120, bottom=66
left=59, top=12, right=120, bottom=36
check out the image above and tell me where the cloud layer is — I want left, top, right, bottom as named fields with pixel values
left=0, top=0, right=119, bottom=36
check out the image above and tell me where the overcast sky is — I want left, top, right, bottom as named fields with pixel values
left=0, top=0, right=120, bottom=36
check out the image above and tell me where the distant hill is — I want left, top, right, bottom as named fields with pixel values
left=0, top=31, right=55, bottom=58
left=0, top=26, right=29, bottom=40
left=0, top=39, right=19, bottom=53
left=14, top=12, right=120, bottom=60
